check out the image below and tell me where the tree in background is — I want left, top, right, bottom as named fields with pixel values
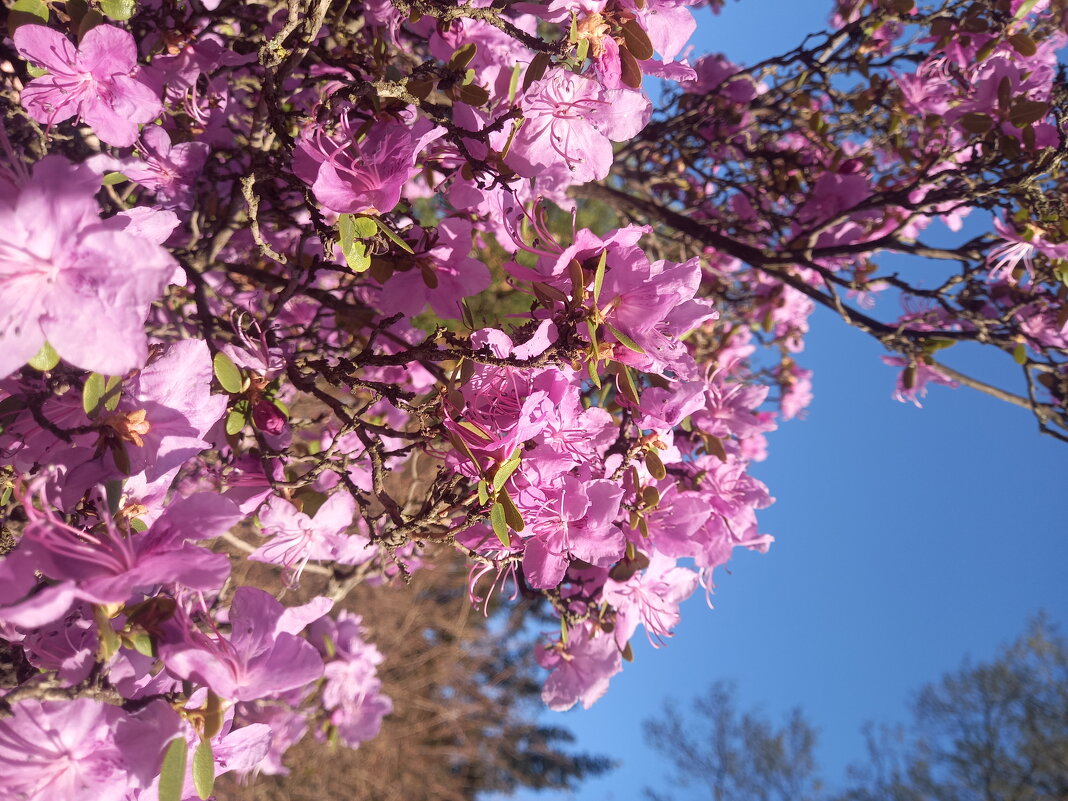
left=221, top=553, right=610, bottom=801
left=642, top=617, right=1068, bottom=801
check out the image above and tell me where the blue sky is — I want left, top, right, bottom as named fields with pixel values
left=512, top=2, right=1068, bottom=798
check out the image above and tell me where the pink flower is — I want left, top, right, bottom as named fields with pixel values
left=537, top=623, right=622, bottom=711
left=507, top=69, right=651, bottom=183
left=14, top=24, right=162, bottom=147
left=0, top=698, right=179, bottom=801
left=293, top=115, right=443, bottom=214
left=0, top=156, right=177, bottom=379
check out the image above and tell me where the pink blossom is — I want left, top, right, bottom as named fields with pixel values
left=507, top=69, right=651, bottom=183
left=14, top=24, right=162, bottom=147
left=0, top=156, right=177, bottom=379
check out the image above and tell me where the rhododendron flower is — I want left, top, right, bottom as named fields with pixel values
left=293, top=115, right=444, bottom=214
left=252, top=492, right=373, bottom=583
left=0, top=156, right=177, bottom=379
left=0, top=698, right=179, bottom=801
left=507, top=69, right=651, bottom=183
left=162, top=587, right=326, bottom=701
left=603, top=552, right=698, bottom=647
left=522, top=476, right=625, bottom=589
left=0, top=491, right=239, bottom=628
left=537, top=624, right=622, bottom=711
left=14, top=24, right=162, bottom=147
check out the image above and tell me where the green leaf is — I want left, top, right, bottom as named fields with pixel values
left=477, top=479, right=490, bottom=506
left=1008, top=32, right=1037, bottom=57
left=353, top=215, right=377, bottom=238
left=586, top=357, right=601, bottom=389
left=213, top=351, right=243, bottom=394
left=225, top=406, right=249, bottom=436
left=490, top=502, right=510, bottom=547
left=605, top=323, right=645, bottom=354
left=27, top=342, right=60, bottom=371
left=618, top=45, right=643, bottom=90
left=499, top=490, right=525, bottom=532
left=1009, top=100, right=1050, bottom=129
left=508, top=62, right=523, bottom=103
left=10, top=0, right=49, bottom=25
left=105, top=479, right=123, bottom=516
left=1013, top=0, right=1040, bottom=20
left=201, top=690, right=225, bottom=740
left=338, top=215, right=374, bottom=272
left=99, top=0, right=136, bottom=20
left=192, top=738, right=215, bottom=800
left=492, top=450, right=521, bottom=493
left=615, top=365, right=641, bottom=406
left=620, top=19, right=654, bottom=61
left=592, top=249, right=607, bottom=304
left=127, top=631, right=156, bottom=658
left=523, top=51, right=550, bottom=92
left=83, top=373, right=107, bottom=418
left=645, top=449, right=667, bottom=480
left=575, top=37, right=589, bottom=64
left=104, top=375, right=122, bottom=411
left=158, top=738, right=188, bottom=801
left=374, top=218, right=414, bottom=254
left=102, top=171, right=129, bottom=185
left=448, top=42, right=477, bottom=70
left=1013, top=342, right=1028, bottom=365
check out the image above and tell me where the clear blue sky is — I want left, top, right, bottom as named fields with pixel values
left=511, top=2, right=1068, bottom=799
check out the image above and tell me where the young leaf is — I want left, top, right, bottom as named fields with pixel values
left=226, top=406, right=249, bottom=436
left=352, top=215, right=378, bottom=239
left=499, top=490, right=525, bottom=532
left=592, top=248, right=607, bottom=304
left=27, top=342, right=60, bottom=371
left=192, top=738, right=215, bottom=800
left=490, top=501, right=510, bottom=546
left=477, top=479, right=490, bottom=506
left=605, top=323, right=645, bottom=354
left=158, top=738, right=188, bottom=801
left=493, top=450, right=522, bottom=493
left=83, top=373, right=107, bottom=417
left=374, top=218, right=415, bottom=254
left=213, top=351, right=243, bottom=394
left=621, top=19, right=654, bottom=61
left=645, top=448, right=667, bottom=480
left=99, top=0, right=136, bottom=20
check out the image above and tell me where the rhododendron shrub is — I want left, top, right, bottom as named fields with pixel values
left=0, top=0, right=1066, bottom=796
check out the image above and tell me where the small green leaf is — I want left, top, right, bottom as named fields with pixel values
left=102, top=171, right=129, bottom=185
left=213, top=351, right=243, bottom=394
left=10, top=0, right=49, bottom=27
left=374, top=218, right=414, bottom=254
left=1013, top=0, right=1040, bottom=20
left=1008, top=32, right=1037, bottom=57
left=615, top=365, right=641, bottom=406
left=605, top=323, right=645, bottom=354
left=202, top=691, right=225, bottom=740
left=618, top=46, right=643, bottom=90
left=523, top=51, right=551, bottom=92
left=490, top=502, right=510, bottom=547
left=225, top=407, right=249, bottom=436
left=1009, top=100, right=1050, bottom=129
left=83, top=373, right=107, bottom=417
left=592, top=249, right=607, bottom=304
left=620, top=19, right=654, bottom=61
left=458, top=420, right=493, bottom=441
left=477, top=479, right=490, bottom=506
left=575, top=37, right=589, bottom=63
left=28, top=342, right=60, bottom=371
left=192, top=738, right=215, bottom=800
left=127, top=631, right=156, bottom=658
left=104, top=375, right=122, bottom=411
left=99, top=0, right=136, bottom=19
left=352, top=215, right=378, bottom=238
left=105, top=479, right=123, bottom=516
left=508, top=62, right=523, bottom=103
left=586, top=357, right=601, bottom=389
left=448, top=42, right=477, bottom=70
left=645, top=449, right=667, bottom=480
left=492, top=450, right=522, bottom=493
left=158, top=738, right=188, bottom=801
left=499, top=490, right=525, bottom=532
left=1013, top=342, right=1028, bottom=365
